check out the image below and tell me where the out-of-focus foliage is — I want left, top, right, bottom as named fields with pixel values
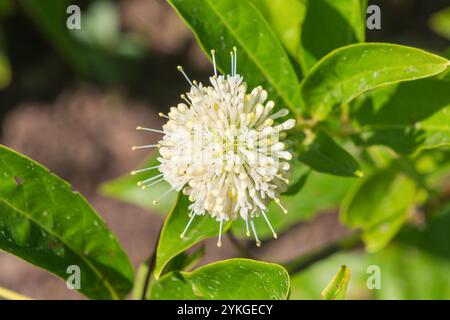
left=430, top=6, right=450, bottom=41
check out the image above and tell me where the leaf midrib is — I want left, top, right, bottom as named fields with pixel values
left=203, top=0, right=298, bottom=110
left=0, top=153, right=119, bottom=299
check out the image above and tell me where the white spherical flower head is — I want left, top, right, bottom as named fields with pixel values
left=132, top=48, right=296, bottom=247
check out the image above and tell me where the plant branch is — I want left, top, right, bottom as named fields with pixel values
left=283, top=232, right=363, bottom=275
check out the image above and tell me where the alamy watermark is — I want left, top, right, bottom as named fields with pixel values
left=66, top=265, right=81, bottom=290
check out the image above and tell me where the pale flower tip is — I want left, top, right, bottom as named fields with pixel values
left=217, top=241, right=222, bottom=248
left=136, top=126, right=142, bottom=130
left=152, top=200, right=158, bottom=205
left=256, top=240, right=262, bottom=247
left=245, top=231, right=250, bottom=237
left=180, top=233, right=185, bottom=239
left=158, top=112, right=164, bottom=117
left=273, top=233, right=278, bottom=239
left=137, top=181, right=142, bottom=186
left=355, top=170, right=364, bottom=178
left=283, top=209, right=288, bottom=215
left=131, top=146, right=136, bottom=150
left=140, top=186, right=147, bottom=190
left=233, top=46, right=237, bottom=52
left=211, top=49, right=215, bottom=54
left=130, top=171, right=136, bottom=175
left=177, top=65, right=183, bottom=71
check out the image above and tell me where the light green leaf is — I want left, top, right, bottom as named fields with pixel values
left=0, top=145, right=134, bottom=299
left=321, top=265, right=351, bottom=300
left=149, top=258, right=290, bottom=300
left=167, top=0, right=301, bottom=112
left=300, top=0, right=366, bottom=73
left=301, top=43, right=449, bottom=120
left=154, top=194, right=230, bottom=279
left=298, top=130, right=363, bottom=177
left=99, top=152, right=175, bottom=214
left=250, top=0, right=306, bottom=78
left=430, top=6, right=450, bottom=40
left=341, top=166, right=416, bottom=252
left=354, top=79, right=450, bottom=154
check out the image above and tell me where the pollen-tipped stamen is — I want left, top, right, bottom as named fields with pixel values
left=152, top=187, right=174, bottom=205
left=211, top=49, right=217, bottom=77
left=177, top=65, right=193, bottom=86
left=136, top=126, right=164, bottom=134
left=261, top=210, right=277, bottom=239
left=131, top=165, right=160, bottom=175
left=137, top=173, right=163, bottom=186
left=274, top=198, right=288, bottom=214
left=245, top=218, right=250, bottom=237
left=180, top=212, right=197, bottom=238
left=141, top=177, right=165, bottom=190
left=132, top=144, right=159, bottom=150
left=250, top=218, right=261, bottom=247
left=217, top=219, right=224, bottom=247
left=233, top=46, right=237, bottom=76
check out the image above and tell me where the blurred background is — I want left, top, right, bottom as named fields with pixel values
left=0, top=0, right=449, bottom=299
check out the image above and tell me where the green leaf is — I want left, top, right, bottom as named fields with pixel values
left=0, top=145, right=134, bottom=299
left=430, top=6, right=450, bottom=40
left=249, top=0, right=306, bottom=78
left=341, top=166, right=416, bottom=252
left=154, top=194, right=230, bottom=279
left=321, top=265, right=351, bottom=300
left=299, top=0, right=366, bottom=73
left=298, top=130, right=363, bottom=177
left=354, top=79, right=450, bottom=154
left=149, top=258, right=290, bottom=300
left=99, top=152, right=175, bottom=214
left=133, top=246, right=205, bottom=300
left=301, top=43, right=449, bottom=120
left=167, top=0, right=302, bottom=112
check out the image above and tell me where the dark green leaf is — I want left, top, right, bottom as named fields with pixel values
left=167, top=0, right=302, bottom=112
left=0, top=145, right=134, bottom=299
left=149, top=258, right=290, bottom=300
left=354, top=79, right=450, bottom=154
left=299, top=0, right=366, bottom=73
left=301, top=43, right=449, bottom=120
left=298, top=130, right=363, bottom=177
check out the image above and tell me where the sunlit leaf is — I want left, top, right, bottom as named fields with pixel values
left=149, top=258, right=290, bottom=300
left=167, top=0, right=302, bottom=113
left=301, top=43, right=449, bottom=120
left=0, top=145, right=134, bottom=299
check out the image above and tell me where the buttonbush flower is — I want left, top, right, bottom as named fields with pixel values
left=132, top=48, right=295, bottom=247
